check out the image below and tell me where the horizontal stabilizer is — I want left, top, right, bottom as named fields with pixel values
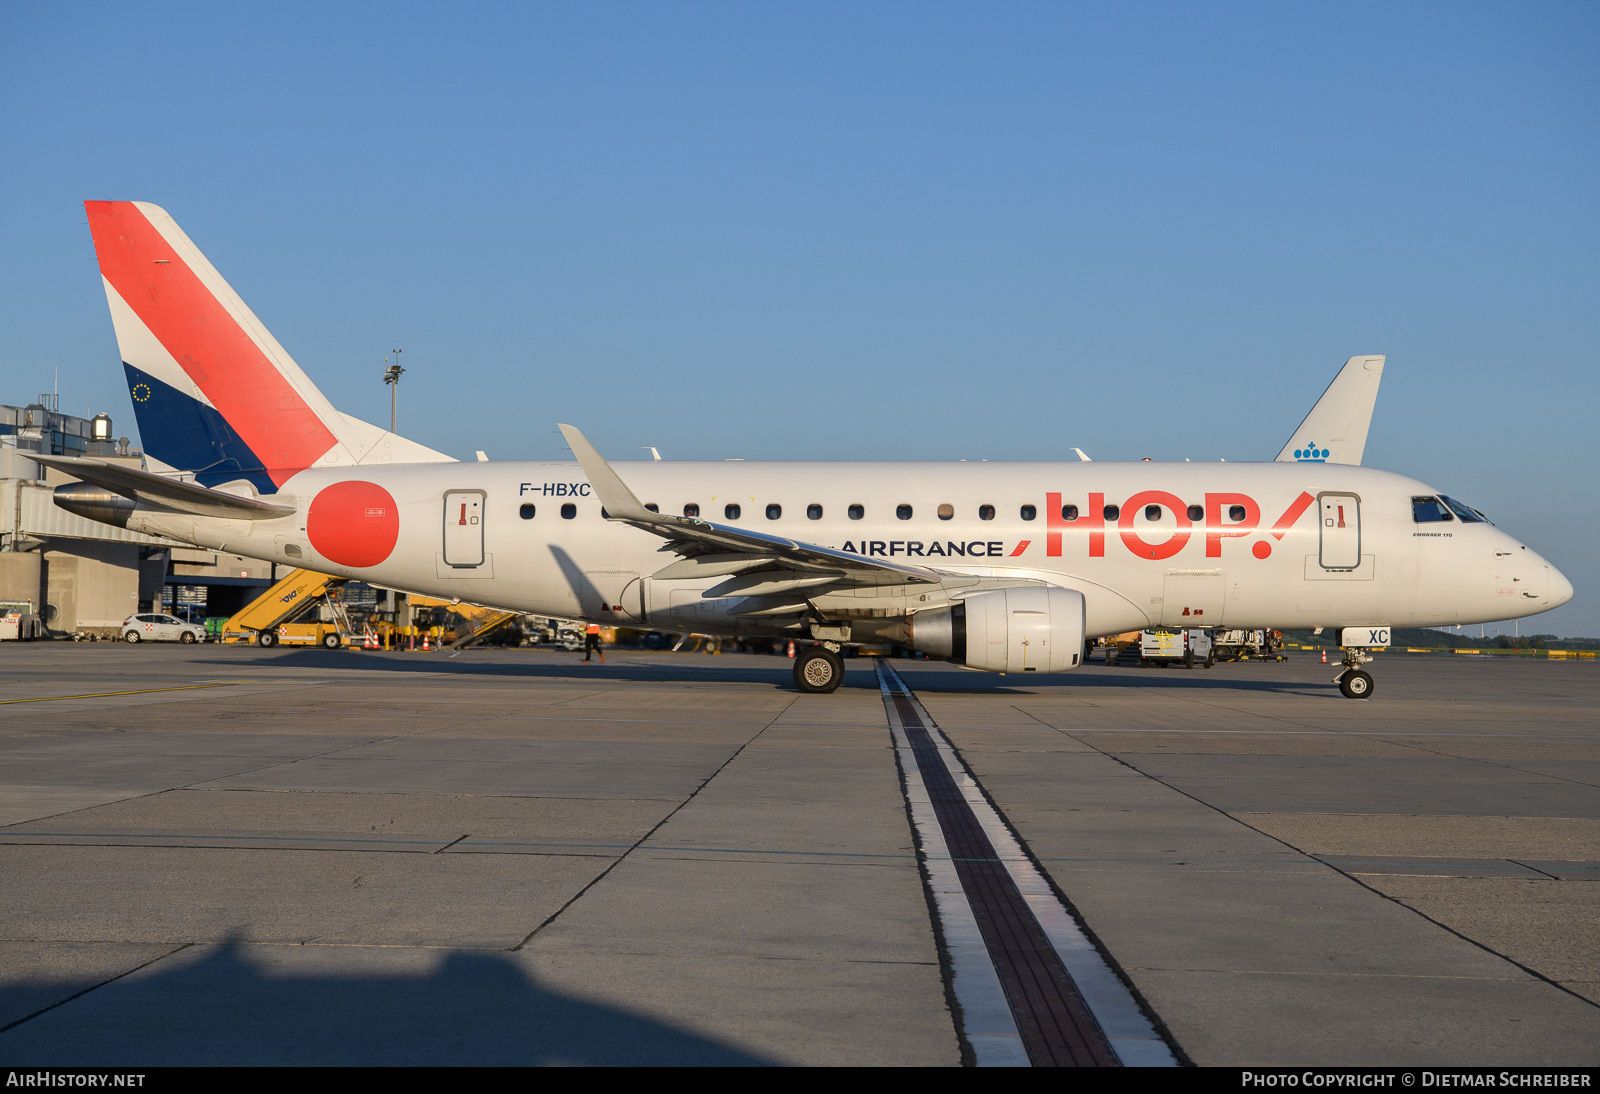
left=1276, top=355, right=1385, bottom=465
left=39, top=456, right=296, bottom=521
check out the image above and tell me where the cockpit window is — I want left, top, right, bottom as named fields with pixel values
left=1438, top=496, right=1485, bottom=523
left=1412, top=496, right=1453, bottom=523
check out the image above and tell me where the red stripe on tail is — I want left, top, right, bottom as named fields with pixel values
left=85, top=201, right=337, bottom=485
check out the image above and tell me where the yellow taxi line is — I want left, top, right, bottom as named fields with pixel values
left=0, top=682, right=240, bottom=706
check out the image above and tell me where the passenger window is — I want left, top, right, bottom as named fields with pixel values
left=1186, top=505, right=1202, bottom=521
left=766, top=504, right=781, bottom=520
left=807, top=504, right=823, bottom=520
left=1020, top=505, right=1036, bottom=521
left=1145, top=505, right=1162, bottom=520
left=979, top=505, right=995, bottom=521
left=848, top=504, right=864, bottom=520
left=896, top=504, right=913, bottom=520
left=520, top=503, right=536, bottom=520
left=1104, top=505, right=1120, bottom=521
left=1412, top=496, right=1453, bottom=523
left=1228, top=504, right=1246, bottom=522
left=1060, top=505, right=1078, bottom=521
left=937, top=504, right=954, bottom=521
left=684, top=503, right=700, bottom=518
left=644, top=503, right=659, bottom=513
left=725, top=503, right=742, bottom=520
left=561, top=503, right=576, bottom=519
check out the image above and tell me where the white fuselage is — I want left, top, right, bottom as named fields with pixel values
left=124, top=459, right=1570, bottom=642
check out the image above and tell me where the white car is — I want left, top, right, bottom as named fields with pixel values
left=121, top=613, right=206, bottom=644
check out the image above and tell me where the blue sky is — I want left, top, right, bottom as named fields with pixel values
left=2, top=2, right=1596, bottom=635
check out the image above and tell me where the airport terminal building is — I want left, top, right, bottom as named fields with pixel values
left=0, top=395, right=275, bottom=636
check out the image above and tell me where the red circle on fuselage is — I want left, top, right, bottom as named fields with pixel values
left=306, top=481, right=399, bottom=568
left=1252, top=540, right=1272, bottom=559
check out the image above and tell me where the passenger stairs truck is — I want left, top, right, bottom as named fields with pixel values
left=220, top=569, right=355, bottom=648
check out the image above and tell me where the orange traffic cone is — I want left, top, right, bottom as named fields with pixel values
left=786, top=640, right=795, bottom=658
left=422, top=631, right=430, bottom=652
left=1320, top=648, right=1327, bottom=664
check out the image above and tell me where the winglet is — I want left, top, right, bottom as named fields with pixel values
left=558, top=424, right=656, bottom=522
left=1275, top=355, right=1385, bottom=465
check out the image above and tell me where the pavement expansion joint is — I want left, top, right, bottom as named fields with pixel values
left=511, top=697, right=797, bottom=951
left=877, top=662, right=1177, bottom=1068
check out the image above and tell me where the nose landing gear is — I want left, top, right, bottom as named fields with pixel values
left=1334, top=648, right=1375, bottom=700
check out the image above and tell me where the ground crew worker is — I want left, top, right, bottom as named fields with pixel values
left=583, top=622, right=604, bottom=663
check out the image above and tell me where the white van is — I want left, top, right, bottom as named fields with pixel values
left=1137, top=628, right=1214, bottom=668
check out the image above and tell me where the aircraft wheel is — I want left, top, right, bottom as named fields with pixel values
left=1339, top=670, right=1374, bottom=700
left=124, top=631, right=140, bottom=643
left=180, top=631, right=197, bottom=644
left=794, top=648, right=844, bottom=694
left=321, top=632, right=341, bottom=649
left=257, top=631, right=277, bottom=648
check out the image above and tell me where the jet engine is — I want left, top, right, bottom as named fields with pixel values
left=908, top=586, right=1085, bottom=674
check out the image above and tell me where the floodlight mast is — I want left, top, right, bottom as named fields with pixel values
left=383, top=350, right=404, bottom=432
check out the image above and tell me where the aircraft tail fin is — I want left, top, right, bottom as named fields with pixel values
left=84, top=200, right=453, bottom=493
left=1275, top=355, right=1385, bottom=465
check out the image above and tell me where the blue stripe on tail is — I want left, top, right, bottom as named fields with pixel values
left=124, top=363, right=278, bottom=494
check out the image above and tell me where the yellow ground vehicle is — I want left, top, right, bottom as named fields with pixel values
left=220, top=569, right=353, bottom=648
left=407, top=596, right=520, bottom=648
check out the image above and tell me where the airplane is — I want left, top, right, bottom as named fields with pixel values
left=48, top=201, right=1572, bottom=699
left=1275, top=353, right=1385, bottom=466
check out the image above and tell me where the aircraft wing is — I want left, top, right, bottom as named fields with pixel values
left=1275, top=355, right=1385, bottom=465
left=559, top=425, right=947, bottom=611
left=36, top=455, right=297, bottom=520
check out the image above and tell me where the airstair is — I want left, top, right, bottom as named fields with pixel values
left=446, top=607, right=520, bottom=649
left=221, top=568, right=352, bottom=647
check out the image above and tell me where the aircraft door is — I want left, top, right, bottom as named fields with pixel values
left=443, top=491, right=485, bottom=567
left=1318, top=493, right=1361, bottom=570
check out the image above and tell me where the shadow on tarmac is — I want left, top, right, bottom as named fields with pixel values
left=191, top=648, right=1327, bottom=697
left=5, top=942, right=774, bottom=1066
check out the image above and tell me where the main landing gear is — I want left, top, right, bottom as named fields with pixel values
left=1334, top=648, right=1375, bottom=700
left=794, top=646, right=844, bottom=694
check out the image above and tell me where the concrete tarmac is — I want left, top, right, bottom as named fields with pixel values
left=0, top=643, right=1595, bottom=1065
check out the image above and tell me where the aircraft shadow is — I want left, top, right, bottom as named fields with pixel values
left=191, top=648, right=888, bottom=690
left=192, top=650, right=1325, bottom=696
left=889, top=663, right=1329, bottom=697
left=2, top=941, right=774, bottom=1066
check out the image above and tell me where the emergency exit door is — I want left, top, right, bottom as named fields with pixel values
left=443, top=491, right=485, bottom=567
left=1318, top=493, right=1360, bottom=570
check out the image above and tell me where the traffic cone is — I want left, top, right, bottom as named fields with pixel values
left=786, top=640, right=795, bottom=658
left=422, top=631, right=430, bottom=652
left=1320, top=648, right=1327, bottom=664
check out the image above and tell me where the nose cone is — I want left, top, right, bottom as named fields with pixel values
left=1549, top=563, right=1574, bottom=609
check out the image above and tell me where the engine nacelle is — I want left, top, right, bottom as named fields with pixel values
left=909, top=586, right=1085, bottom=674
